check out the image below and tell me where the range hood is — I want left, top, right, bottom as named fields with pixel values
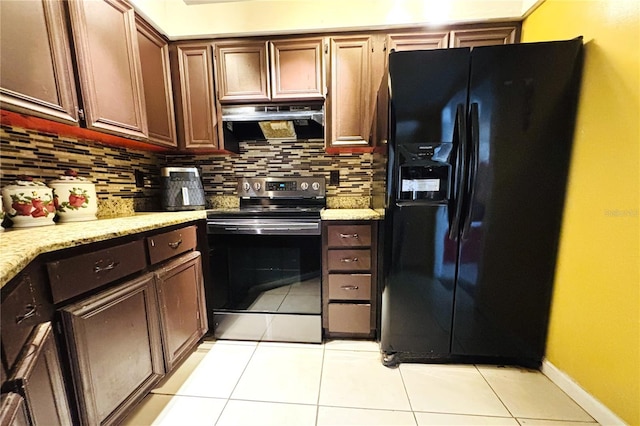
left=221, top=103, right=324, bottom=141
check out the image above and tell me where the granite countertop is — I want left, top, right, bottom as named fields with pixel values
left=320, top=208, right=383, bottom=221
left=0, top=211, right=206, bottom=290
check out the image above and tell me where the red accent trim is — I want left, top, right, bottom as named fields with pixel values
left=1, top=109, right=169, bottom=152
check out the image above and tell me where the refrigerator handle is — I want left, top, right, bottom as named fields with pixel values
left=462, top=102, right=480, bottom=241
left=448, top=103, right=467, bottom=241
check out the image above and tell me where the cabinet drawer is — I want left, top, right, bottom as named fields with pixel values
left=326, top=225, right=371, bottom=247
left=327, top=249, right=371, bottom=272
left=47, top=239, right=147, bottom=304
left=328, top=274, right=371, bottom=301
left=328, top=303, right=371, bottom=334
left=147, top=226, right=197, bottom=265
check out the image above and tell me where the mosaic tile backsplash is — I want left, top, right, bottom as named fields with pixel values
left=1, top=124, right=379, bottom=213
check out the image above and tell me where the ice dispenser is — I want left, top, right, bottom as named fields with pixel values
left=397, top=142, right=452, bottom=202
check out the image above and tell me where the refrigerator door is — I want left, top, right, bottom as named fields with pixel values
left=382, top=48, right=471, bottom=360
left=452, top=39, right=583, bottom=363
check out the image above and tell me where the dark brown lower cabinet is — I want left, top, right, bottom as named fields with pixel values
left=60, top=274, right=164, bottom=426
left=5, top=323, right=72, bottom=426
left=0, top=393, right=30, bottom=426
left=154, top=251, right=207, bottom=372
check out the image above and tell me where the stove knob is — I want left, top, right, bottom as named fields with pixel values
left=300, top=182, right=309, bottom=191
left=311, top=182, right=320, bottom=191
left=253, top=182, right=262, bottom=191
left=242, top=182, right=251, bottom=192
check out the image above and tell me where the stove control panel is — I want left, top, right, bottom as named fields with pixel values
left=238, top=177, right=325, bottom=199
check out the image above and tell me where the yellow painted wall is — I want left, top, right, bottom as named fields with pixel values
left=522, top=1, right=639, bottom=424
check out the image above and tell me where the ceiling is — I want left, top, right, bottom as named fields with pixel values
left=131, top=0, right=544, bottom=40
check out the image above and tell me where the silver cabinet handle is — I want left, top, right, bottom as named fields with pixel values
left=94, top=260, right=119, bottom=273
left=339, top=233, right=359, bottom=239
left=168, top=239, right=182, bottom=249
left=340, top=257, right=358, bottom=263
left=340, top=285, right=359, bottom=290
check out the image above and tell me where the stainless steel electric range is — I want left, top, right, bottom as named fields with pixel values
left=206, top=176, right=326, bottom=343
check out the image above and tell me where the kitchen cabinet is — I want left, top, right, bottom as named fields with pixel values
left=372, top=31, right=450, bottom=147
left=322, top=221, right=378, bottom=337
left=0, top=0, right=79, bottom=125
left=215, top=40, right=270, bottom=102
left=326, top=35, right=381, bottom=147
left=387, top=31, right=450, bottom=52
left=171, top=42, right=222, bottom=150
left=449, top=26, right=518, bottom=47
left=60, top=273, right=164, bottom=426
left=67, top=0, right=148, bottom=140
left=214, top=37, right=325, bottom=102
left=0, top=393, right=30, bottom=426
left=146, top=226, right=207, bottom=371
left=3, top=323, right=72, bottom=426
left=153, top=252, right=207, bottom=371
left=269, top=38, right=325, bottom=100
left=136, top=16, right=177, bottom=147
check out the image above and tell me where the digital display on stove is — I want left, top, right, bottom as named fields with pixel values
left=267, top=181, right=296, bottom=191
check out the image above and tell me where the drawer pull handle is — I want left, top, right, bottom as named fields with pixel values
left=340, top=285, right=359, bottom=290
left=16, top=304, right=37, bottom=324
left=168, top=239, right=183, bottom=249
left=94, top=260, right=119, bottom=273
left=339, top=233, right=359, bottom=239
left=340, top=257, right=358, bottom=263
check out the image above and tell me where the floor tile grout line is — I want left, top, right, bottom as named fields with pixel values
left=314, top=341, right=326, bottom=426
left=474, top=364, right=517, bottom=419
left=213, top=340, right=260, bottom=426
left=397, top=365, right=419, bottom=425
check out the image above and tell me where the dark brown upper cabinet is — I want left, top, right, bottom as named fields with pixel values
left=136, top=17, right=177, bottom=147
left=215, top=37, right=325, bottom=103
left=449, top=26, right=518, bottom=48
left=326, top=35, right=377, bottom=148
left=67, top=0, right=148, bottom=140
left=170, top=42, right=221, bottom=150
left=269, top=38, right=325, bottom=100
left=387, top=31, right=450, bottom=52
left=0, top=0, right=79, bottom=125
left=215, top=40, right=270, bottom=103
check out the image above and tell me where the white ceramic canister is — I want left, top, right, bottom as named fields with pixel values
left=1, top=176, right=56, bottom=228
left=49, top=170, right=98, bottom=222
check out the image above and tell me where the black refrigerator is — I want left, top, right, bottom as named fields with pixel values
left=381, top=38, right=583, bottom=368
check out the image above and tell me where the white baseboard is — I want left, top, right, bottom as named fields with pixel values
left=541, top=359, right=628, bottom=425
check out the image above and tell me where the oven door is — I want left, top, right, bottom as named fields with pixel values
left=207, top=220, right=322, bottom=343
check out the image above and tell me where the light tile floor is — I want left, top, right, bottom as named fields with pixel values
left=123, top=339, right=598, bottom=426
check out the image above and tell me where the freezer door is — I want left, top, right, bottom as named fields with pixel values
left=452, top=39, right=583, bottom=362
left=382, top=204, right=458, bottom=354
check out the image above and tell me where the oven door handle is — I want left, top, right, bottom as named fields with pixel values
left=207, top=220, right=321, bottom=235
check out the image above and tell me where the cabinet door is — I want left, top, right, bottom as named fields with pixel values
left=327, top=36, right=373, bottom=147
left=136, top=17, right=177, bottom=147
left=449, top=26, right=518, bottom=48
left=172, top=43, right=219, bottom=149
left=60, top=274, right=163, bottom=426
left=0, top=393, right=30, bottom=426
left=0, top=0, right=79, bottom=124
left=154, top=251, right=207, bottom=372
left=270, top=38, right=325, bottom=100
left=387, top=31, right=449, bottom=52
left=8, top=323, right=72, bottom=426
left=215, top=41, right=270, bottom=102
left=67, top=0, right=148, bottom=140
